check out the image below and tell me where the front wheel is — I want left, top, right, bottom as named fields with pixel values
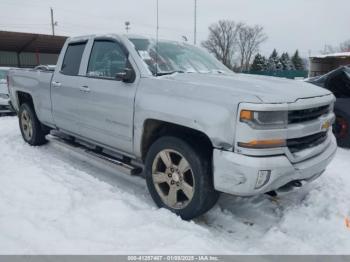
left=145, top=136, right=219, bottom=220
left=19, top=103, right=48, bottom=146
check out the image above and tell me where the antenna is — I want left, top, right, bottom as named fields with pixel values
left=194, top=0, right=197, bottom=45
left=155, top=0, right=159, bottom=76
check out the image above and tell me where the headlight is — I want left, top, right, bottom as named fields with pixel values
left=240, top=110, right=288, bottom=129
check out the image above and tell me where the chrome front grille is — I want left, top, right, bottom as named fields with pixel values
left=288, top=105, right=329, bottom=124
left=287, top=132, right=328, bottom=153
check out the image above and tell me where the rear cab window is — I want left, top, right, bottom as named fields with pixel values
left=61, top=42, right=87, bottom=76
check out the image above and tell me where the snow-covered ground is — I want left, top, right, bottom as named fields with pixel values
left=0, top=116, right=349, bottom=254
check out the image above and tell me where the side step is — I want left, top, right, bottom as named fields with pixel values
left=47, top=134, right=142, bottom=176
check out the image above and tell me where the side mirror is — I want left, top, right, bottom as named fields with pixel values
left=115, top=68, right=135, bottom=83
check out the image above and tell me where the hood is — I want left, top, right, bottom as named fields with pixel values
left=161, top=72, right=332, bottom=103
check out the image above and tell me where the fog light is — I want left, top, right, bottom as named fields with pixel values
left=255, top=170, right=271, bottom=189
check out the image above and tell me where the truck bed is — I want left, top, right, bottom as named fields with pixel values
left=9, top=68, right=54, bottom=124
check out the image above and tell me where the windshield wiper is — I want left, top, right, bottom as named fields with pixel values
left=155, top=70, right=185, bottom=76
left=209, top=69, right=227, bottom=74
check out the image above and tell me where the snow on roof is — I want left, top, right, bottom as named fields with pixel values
left=311, top=52, right=350, bottom=59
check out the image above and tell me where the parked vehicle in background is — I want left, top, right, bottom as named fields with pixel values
left=0, top=67, right=14, bottom=115
left=34, top=65, right=56, bottom=71
left=8, top=34, right=337, bottom=219
left=307, top=66, right=350, bottom=147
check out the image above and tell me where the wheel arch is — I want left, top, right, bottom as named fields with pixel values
left=17, top=91, right=51, bottom=132
left=16, top=91, right=35, bottom=110
left=140, top=119, right=213, bottom=162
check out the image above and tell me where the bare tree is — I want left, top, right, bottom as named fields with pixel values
left=321, top=39, right=350, bottom=54
left=201, top=20, right=242, bottom=69
left=340, top=40, right=350, bottom=52
left=321, top=44, right=338, bottom=55
left=237, top=25, right=267, bottom=72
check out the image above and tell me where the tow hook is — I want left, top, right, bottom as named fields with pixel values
left=266, top=180, right=305, bottom=197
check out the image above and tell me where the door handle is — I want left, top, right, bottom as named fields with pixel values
left=79, top=85, right=90, bottom=93
left=52, top=81, right=62, bottom=88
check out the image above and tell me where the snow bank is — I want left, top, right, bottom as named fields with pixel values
left=0, top=116, right=349, bottom=254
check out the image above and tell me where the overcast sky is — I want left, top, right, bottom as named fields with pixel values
left=1, top=0, right=349, bottom=57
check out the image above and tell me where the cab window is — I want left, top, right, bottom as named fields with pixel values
left=61, top=42, right=86, bottom=76
left=87, top=40, right=128, bottom=79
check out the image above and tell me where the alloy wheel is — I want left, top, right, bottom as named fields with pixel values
left=21, top=109, right=33, bottom=141
left=152, top=149, right=195, bottom=209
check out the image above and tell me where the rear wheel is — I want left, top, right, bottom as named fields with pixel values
left=145, top=136, right=219, bottom=220
left=19, top=103, right=48, bottom=146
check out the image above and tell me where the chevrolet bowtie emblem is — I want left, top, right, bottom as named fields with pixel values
left=322, top=120, right=330, bottom=130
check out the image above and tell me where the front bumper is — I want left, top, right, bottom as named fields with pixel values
left=213, top=133, right=337, bottom=196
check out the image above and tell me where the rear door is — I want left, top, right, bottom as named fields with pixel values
left=51, top=41, right=87, bottom=134
left=77, top=38, right=138, bottom=154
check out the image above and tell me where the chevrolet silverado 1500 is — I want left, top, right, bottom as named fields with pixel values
left=8, top=34, right=337, bottom=219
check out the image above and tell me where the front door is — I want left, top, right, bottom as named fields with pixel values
left=78, top=39, right=138, bottom=154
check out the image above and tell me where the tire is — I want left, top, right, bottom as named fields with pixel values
left=18, top=103, right=48, bottom=146
left=145, top=136, right=219, bottom=220
left=333, top=113, right=350, bottom=148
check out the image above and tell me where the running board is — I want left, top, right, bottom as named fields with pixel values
left=47, top=134, right=142, bottom=176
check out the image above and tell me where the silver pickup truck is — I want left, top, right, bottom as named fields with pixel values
left=8, top=34, right=337, bottom=219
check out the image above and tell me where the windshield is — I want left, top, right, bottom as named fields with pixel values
left=128, top=38, right=231, bottom=76
left=0, top=69, right=8, bottom=80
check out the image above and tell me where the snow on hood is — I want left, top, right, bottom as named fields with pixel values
left=161, top=73, right=332, bottom=103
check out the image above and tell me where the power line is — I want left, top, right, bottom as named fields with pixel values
left=0, top=1, right=208, bottom=41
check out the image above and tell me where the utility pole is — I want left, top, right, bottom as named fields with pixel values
left=194, top=0, right=197, bottom=45
left=50, top=7, right=56, bottom=36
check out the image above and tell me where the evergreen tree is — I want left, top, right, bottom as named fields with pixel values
left=250, top=53, right=267, bottom=71
left=275, top=60, right=283, bottom=71
left=291, top=50, right=305, bottom=70
left=280, top=52, right=294, bottom=70
left=267, top=49, right=282, bottom=71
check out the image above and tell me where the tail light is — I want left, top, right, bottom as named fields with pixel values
left=6, top=75, right=10, bottom=92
